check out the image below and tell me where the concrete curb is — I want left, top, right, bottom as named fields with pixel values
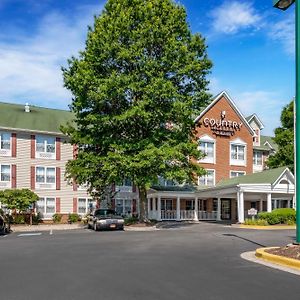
left=255, top=247, right=300, bottom=270
left=241, top=251, right=300, bottom=276
left=235, top=225, right=296, bottom=230
left=10, top=224, right=85, bottom=232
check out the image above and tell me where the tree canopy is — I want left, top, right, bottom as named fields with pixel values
left=267, top=100, right=294, bottom=172
left=62, top=0, right=212, bottom=220
left=0, top=189, right=39, bottom=212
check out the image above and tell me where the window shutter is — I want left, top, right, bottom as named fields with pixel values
left=56, top=137, right=61, bottom=160
left=73, top=180, right=78, bottom=191
left=132, top=184, right=136, bottom=193
left=56, top=198, right=61, bottom=213
left=30, top=166, right=35, bottom=190
left=31, top=135, right=35, bottom=159
left=73, top=198, right=77, bottom=213
left=132, top=199, right=137, bottom=214
left=56, top=167, right=61, bottom=190
left=12, top=133, right=17, bottom=157
left=11, top=164, right=17, bottom=188
left=73, top=144, right=78, bottom=159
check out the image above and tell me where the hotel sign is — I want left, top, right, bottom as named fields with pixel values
left=201, top=111, right=243, bottom=137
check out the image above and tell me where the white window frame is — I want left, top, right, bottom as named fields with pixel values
left=198, top=169, right=215, bottom=186
left=35, top=166, right=56, bottom=189
left=198, top=135, right=216, bottom=164
left=0, top=132, right=11, bottom=157
left=115, top=198, right=132, bottom=216
left=77, top=198, right=96, bottom=215
left=157, top=176, right=177, bottom=186
left=116, top=178, right=133, bottom=192
left=230, top=170, right=246, bottom=178
left=35, top=135, right=56, bottom=160
left=230, top=138, right=247, bottom=166
left=253, top=151, right=263, bottom=166
left=36, top=197, right=56, bottom=219
left=0, top=164, right=11, bottom=188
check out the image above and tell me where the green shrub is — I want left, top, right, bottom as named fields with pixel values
left=258, top=208, right=296, bottom=225
left=244, top=218, right=268, bottom=226
left=13, top=214, right=25, bottom=224
left=124, top=216, right=139, bottom=225
left=52, top=213, right=62, bottom=223
left=68, top=213, right=80, bottom=223
left=32, top=212, right=42, bottom=224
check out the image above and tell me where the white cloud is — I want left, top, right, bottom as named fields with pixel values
left=210, top=1, right=261, bottom=34
left=232, top=90, right=289, bottom=135
left=0, top=4, right=104, bottom=108
left=268, top=13, right=295, bottom=56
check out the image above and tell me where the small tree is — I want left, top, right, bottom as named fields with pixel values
left=62, top=0, right=212, bottom=221
left=267, top=100, right=294, bottom=172
left=0, top=189, right=39, bottom=213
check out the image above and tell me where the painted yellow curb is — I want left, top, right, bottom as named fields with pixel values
left=239, top=225, right=296, bottom=230
left=256, top=247, right=300, bottom=270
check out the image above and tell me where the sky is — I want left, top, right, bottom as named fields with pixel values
left=0, top=0, right=295, bottom=136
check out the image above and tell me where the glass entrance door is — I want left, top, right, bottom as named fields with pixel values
left=221, top=199, right=231, bottom=220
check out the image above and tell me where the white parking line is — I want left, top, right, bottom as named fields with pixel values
left=0, top=235, right=8, bottom=238
left=50, top=229, right=53, bottom=235
left=18, top=233, right=42, bottom=237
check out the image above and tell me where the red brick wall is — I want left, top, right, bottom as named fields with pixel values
left=195, top=95, right=253, bottom=184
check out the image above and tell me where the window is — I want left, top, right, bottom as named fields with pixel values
left=78, top=198, right=96, bottom=214
left=158, top=176, right=177, bottom=186
left=36, top=197, right=55, bottom=217
left=36, top=167, right=56, bottom=189
left=198, top=170, right=215, bottom=186
left=253, top=151, right=263, bottom=165
left=230, top=171, right=246, bottom=178
left=36, top=135, right=55, bottom=159
left=198, top=135, right=215, bottom=164
left=0, top=132, right=10, bottom=150
left=186, top=200, right=194, bottom=210
left=116, top=178, right=132, bottom=192
left=230, top=139, right=246, bottom=166
left=0, top=165, right=10, bottom=182
left=115, top=199, right=132, bottom=216
left=161, top=199, right=173, bottom=210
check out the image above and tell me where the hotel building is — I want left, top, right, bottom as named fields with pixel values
left=0, top=91, right=294, bottom=223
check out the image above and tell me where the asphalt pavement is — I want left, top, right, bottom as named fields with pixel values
left=0, top=222, right=299, bottom=300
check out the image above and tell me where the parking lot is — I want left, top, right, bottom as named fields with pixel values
left=1, top=222, right=299, bottom=300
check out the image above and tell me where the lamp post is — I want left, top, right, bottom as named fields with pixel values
left=273, top=0, right=299, bottom=243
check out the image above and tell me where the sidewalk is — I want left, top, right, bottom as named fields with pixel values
left=10, top=223, right=85, bottom=232
left=10, top=223, right=159, bottom=232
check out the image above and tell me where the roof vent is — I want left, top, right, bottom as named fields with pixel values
left=25, top=103, right=30, bottom=112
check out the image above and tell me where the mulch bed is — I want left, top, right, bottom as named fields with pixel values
left=266, top=245, right=300, bottom=261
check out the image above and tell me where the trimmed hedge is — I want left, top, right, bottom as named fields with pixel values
left=258, top=208, right=296, bottom=225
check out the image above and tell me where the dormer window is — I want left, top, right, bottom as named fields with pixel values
left=198, top=135, right=215, bottom=164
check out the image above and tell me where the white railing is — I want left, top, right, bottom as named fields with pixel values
left=198, top=210, right=217, bottom=220
left=161, top=210, right=176, bottom=220
left=180, top=210, right=194, bottom=220
left=156, top=210, right=218, bottom=220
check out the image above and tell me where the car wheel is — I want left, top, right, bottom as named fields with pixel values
left=94, top=222, right=98, bottom=231
left=87, top=223, right=91, bottom=229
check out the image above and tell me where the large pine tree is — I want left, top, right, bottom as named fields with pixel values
left=62, top=0, right=212, bottom=220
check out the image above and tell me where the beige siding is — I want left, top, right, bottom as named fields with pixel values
left=0, top=130, right=90, bottom=215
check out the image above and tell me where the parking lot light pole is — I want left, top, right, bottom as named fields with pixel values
left=273, top=0, right=300, bottom=242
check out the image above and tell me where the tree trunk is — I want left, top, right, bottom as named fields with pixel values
left=138, top=186, right=148, bottom=223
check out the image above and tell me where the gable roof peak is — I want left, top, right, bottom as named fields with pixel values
left=194, top=91, right=255, bottom=136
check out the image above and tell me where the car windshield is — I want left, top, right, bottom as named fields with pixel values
left=94, top=209, right=117, bottom=217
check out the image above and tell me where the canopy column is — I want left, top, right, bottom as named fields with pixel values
left=217, top=197, right=221, bottom=221
left=176, top=196, right=180, bottom=221
left=194, top=197, right=199, bottom=221
left=237, top=191, right=244, bottom=223
left=267, top=193, right=272, bottom=212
